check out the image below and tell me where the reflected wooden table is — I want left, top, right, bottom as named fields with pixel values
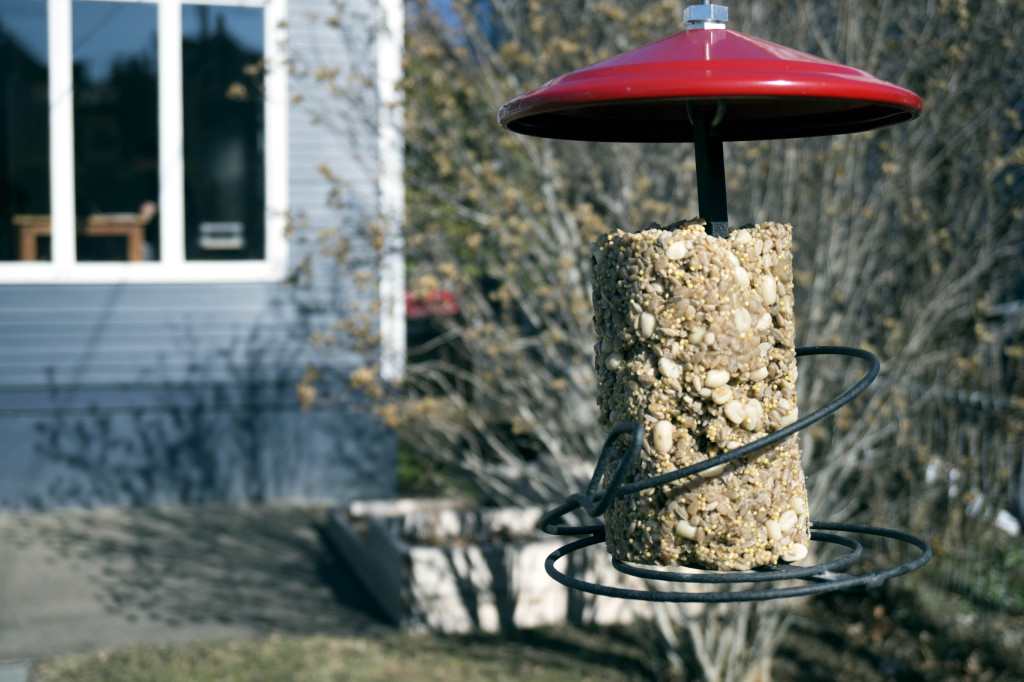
left=14, top=213, right=150, bottom=261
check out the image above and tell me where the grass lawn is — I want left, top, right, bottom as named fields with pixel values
left=32, top=630, right=651, bottom=682
left=33, top=578, right=1024, bottom=682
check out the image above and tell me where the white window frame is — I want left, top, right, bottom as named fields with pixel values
left=377, top=0, right=405, bottom=381
left=0, top=0, right=289, bottom=284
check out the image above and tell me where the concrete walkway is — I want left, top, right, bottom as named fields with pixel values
left=0, top=504, right=390, bottom=664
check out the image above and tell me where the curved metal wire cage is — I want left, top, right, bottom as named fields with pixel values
left=537, top=346, right=932, bottom=603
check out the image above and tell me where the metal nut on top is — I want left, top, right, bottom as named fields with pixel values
left=684, top=3, right=728, bottom=30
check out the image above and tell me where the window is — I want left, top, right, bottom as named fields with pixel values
left=0, top=0, right=50, bottom=262
left=0, top=0, right=287, bottom=283
left=182, top=5, right=265, bottom=261
left=74, top=1, right=159, bottom=262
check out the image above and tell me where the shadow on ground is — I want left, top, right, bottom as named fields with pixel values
left=0, top=504, right=391, bottom=658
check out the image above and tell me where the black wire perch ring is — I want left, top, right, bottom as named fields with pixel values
left=537, top=346, right=933, bottom=603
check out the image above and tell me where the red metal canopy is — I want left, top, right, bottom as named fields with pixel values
left=498, top=27, right=923, bottom=142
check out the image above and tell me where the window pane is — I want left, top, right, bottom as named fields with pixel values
left=0, top=0, right=50, bottom=262
left=73, top=1, right=158, bottom=262
left=183, top=5, right=264, bottom=261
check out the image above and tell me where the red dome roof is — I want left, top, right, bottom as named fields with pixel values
left=498, top=28, right=922, bottom=142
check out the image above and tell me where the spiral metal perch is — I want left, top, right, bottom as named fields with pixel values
left=536, top=346, right=932, bottom=603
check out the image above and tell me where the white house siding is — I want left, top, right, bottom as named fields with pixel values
left=0, top=0, right=400, bottom=509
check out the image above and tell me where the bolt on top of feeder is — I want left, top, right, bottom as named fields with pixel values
left=684, top=2, right=728, bottom=30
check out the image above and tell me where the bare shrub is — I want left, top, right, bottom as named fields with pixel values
left=299, top=0, right=1024, bottom=679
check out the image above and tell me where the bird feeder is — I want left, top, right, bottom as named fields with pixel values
left=498, top=2, right=931, bottom=602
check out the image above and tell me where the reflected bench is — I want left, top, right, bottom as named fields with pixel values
left=14, top=211, right=153, bottom=261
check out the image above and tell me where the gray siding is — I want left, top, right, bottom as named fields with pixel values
left=0, top=0, right=397, bottom=510
left=0, top=284, right=314, bottom=387
left=0, top=281, right=395, bottom=510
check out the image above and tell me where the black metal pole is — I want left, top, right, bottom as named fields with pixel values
left=690, top=103, right=729, bottom=238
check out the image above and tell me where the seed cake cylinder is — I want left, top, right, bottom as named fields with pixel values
left=592, top=219, right=810, bottom=571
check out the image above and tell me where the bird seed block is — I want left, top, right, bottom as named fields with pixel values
left=592, top=219, right=810, bottom=571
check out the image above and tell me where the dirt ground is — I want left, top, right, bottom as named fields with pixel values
left=774, top=584, right=1024, bottom=682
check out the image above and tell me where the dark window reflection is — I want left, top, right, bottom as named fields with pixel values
left=73, top=1, right=159, bottom=262
left=183, top=5, right=264, bottom=261
left=0, top=0, right=50, bottom=261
